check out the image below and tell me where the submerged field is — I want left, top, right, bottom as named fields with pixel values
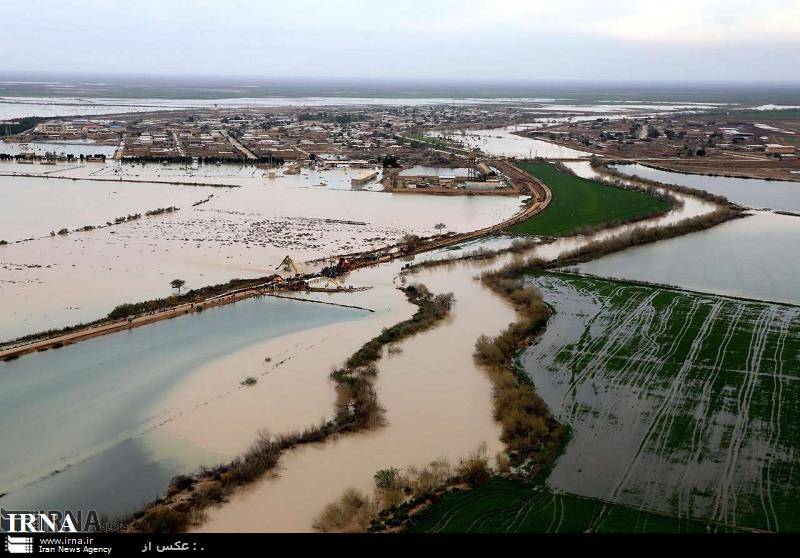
left=507, top=162, right=671, bottom=236
left=524, top=273, right=800, bottom=532
left=412, top=478, right=735, bottom=533
left=415, top=273, right=800, bottom=533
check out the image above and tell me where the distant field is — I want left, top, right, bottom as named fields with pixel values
left=725, top=110, right=800, bottom=121
left=506, top=162, right=670, bottom=236
left=412, top=478, right=735, bottom=533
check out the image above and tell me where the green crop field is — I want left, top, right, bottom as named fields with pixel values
left=412, top=478, right=735, bottom=533
left=414, top=273, right=800, bottom=533
left=506, top=162, right=671, bottom=236
left=524, top=273, right=800, bottom=532
left=719, top=110, right=800, bottom=121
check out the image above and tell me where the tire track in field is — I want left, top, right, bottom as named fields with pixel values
left=755, top=308, right=797, bottom=532
left=677, top=301, right=744, bottom=521
left=639, top=298, right=723, bottom=520
left=557, top=285, right=636, bottom=377
left=587, top=297, right=704, bottom=530
left=711, top=305, right=775, bottom=529
left=560, top=291, right=660, bottom=419
left=599, top=293, right=678, bottom=423
left=629, top=296, right=708, bottom=519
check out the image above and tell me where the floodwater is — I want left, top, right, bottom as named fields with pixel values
left=194, top=181, right=716, bottom=532
left=1, top=148, right=760, bottom=530
left=520, top=273, right=800, bottom=531
left=197, top=257, right=509, bottom=532
left=0, top=141, right=118, bottom=158
left=0, top=173, right=219, bottom=241
left=0, top=295, right=369, bottom=518
left=9, top=159, right=717, bottom=529
left=0, top=163, right=522, bottom=341
left=613, top=164, right=800, bottom=213
left=0, top=95, right=603, bottom=121
left=575, top=212, right=800, bottom=306
left=429, top=126, right=589, bottom=159
left=398, top=165, right=473, bottom=178
left=564, top=162, right=800, bottom=305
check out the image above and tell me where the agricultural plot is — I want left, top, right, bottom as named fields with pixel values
left=412, top=477, right=731, bottom=533
left=520, top=273, right=800, bottom=532
left=506, top=162, right=671, bottom=236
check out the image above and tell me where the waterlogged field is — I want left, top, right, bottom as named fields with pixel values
left=507, top=162, right=671, bottom=236
left=520, top=273, right=800, bottom=532
left=0, top=164, right=521, bottom=341
left=412, top=478, right=733, bottom=533
left=613, top=164, right=800, bottom=213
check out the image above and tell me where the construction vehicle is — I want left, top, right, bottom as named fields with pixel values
left=277, top=255, right=302, bottom=276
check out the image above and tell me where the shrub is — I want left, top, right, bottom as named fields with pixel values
left=374, top=467, right=399, bottom=490
left=240, top=376, right=258, bottom=387
left=312, top=488, right=376, bottom=533
left=495, top=452, right=511, bottom=474
left=457, top=446, right=491, bottom=488
left=136, top=506, right=190, bottom=533
left=168, top=475, right=195, bottom=494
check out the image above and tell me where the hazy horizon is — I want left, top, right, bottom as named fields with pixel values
left=1, top=73, right=799, bottom=105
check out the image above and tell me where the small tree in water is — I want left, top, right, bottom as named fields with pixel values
left=170, top=279, right=186, bottom=295
left=373, top=467, right=399, bottom=490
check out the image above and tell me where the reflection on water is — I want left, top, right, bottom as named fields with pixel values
left=614, top=164, right=800, bottom=213
left=574, top=212, right=800, bottom=305
left=0, top=296, right=368, bottom=517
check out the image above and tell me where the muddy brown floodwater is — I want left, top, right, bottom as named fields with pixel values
left=195, top=173, right=721, bottom=531
left=0, top=163, right=522, bottom=341
left=182, top=164, right=724, bottom=531
left=195, top=258, right=510, bottom=531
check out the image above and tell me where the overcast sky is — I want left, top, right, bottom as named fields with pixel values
left=3, top=0, right=799, bottom=82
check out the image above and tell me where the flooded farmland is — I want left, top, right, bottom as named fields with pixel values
left=3, top=72, right=799, bottom=537
left=613, top=164, right=800, bottom=213
left=522, top=273, right=800, bottom=532
left=574, top=212, right=800, bottom=306
left=0, top=164, right=522, bottom=341
left=0, top=295, right=370, bottom=518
